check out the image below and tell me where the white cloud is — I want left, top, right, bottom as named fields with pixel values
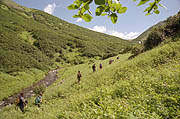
left=89, top=25, right=107, bottom=33
left=89, top=25, right=140, bottom=40
left=110, top=31, right=140, bottom=40
left=76, top=18, right=82, bottom=22
left=44, top=3, right=56, bottom=14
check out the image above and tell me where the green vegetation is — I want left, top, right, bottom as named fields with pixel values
left=68, top=0, right=165, bottom=23
left=0, top=69, right=45, bottom=101
left=131, top=11, right=180, bottom=58
left=0, top=1, right=180, bottom=119
left=144, top=11, right=180, bottom=50
left=18, top=31, right=36, bottom=45
left=133, top=20, right=166, bottom=43
left=0, top=0, right=132, bottom=105
left=1, top=37, right=180, bottom=118
left=0, top=0, right=132, bottom=73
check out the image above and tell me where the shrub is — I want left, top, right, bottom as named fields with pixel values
left=144, top=29, right=164, bottom=50
left=164, top=11, right=180, bottom=37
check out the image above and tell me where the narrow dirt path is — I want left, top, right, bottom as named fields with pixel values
left=0, top=69, right=59, bottom=110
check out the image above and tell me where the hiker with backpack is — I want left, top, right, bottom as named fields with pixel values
left=35, top=93, right=43, bottom=107
left=16, top=93, right=27, bottom=112
left=92, top=64, right=96, bottom=72
left=77, top=71, right=82, bottom=83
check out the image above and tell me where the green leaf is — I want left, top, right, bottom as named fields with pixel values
left=159, top=3, right=166, bottom=9
left=154, top=10, right=160, bottom=14
left=110, top=13, right=118, bottom=24
left=145, top=13, right=151, bottom=16
left=95, top=0, right=105, bottom=5
left=137, top=0, right=150, bottom=6
left=115, top=3, right=122, bottom=10
left=144, top=7, right=150, bottom=12
left=110, top=5, right=116, bottom=12
left=110, top=3, right=117, bottom=12
left=104, top=6, right=110, bottom=12
left=82, top=13, right=93, bottom=22
left=73, top=15, right=80, bottom=18
left=84, top=4, right=90, bottom=10
left=108, top=0, right=113, bottom=6
left=67, top=4, right=78, bottom=10
left=153, top=5, right=158, bottom=10
left=81, top=8, right=86, bottom=14
left=101, top=13, right=107, bottom=16
left=96, top=6, right=105, bottom=16
left=117, top=7, right=127, bottom=14
left=74, top=0, right=83, bottom=7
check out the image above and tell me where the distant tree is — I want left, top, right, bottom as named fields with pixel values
left=68, top=0, right=166, bottom=24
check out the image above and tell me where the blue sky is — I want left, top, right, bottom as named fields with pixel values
left=14, top=0, right=180, bottom=39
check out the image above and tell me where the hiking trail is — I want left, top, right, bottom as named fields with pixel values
left=0, top=69, right=59, bottom=110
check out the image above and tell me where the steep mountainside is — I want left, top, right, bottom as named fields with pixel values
left=133, top=21, right=166, bottom=42
left=130, top=11, right=180, bottom=59
left=0, top=0, right=132, bottom=73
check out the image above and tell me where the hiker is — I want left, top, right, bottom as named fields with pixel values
left=17, top=93, right=26, bottom=112
left=99, top=64, right=102, bottom=69
left=109, top=59, right=114, bottom=64
left=35, top=93, right=43, bottom=107
left=109, top=59, right=112, bottom=64
left=77, top=71, right=82, bottom=83
left=92, top=64, right=96, bottom=72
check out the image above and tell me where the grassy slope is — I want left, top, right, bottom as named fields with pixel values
left=0, top=0, right=132, bottom=73
left=1, top=35, right=180, bottom=119
left=1, top=53, right=131, bottom=118
left=0, top=0, right=132, bottom=101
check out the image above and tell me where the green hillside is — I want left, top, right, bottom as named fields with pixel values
left=1, top=0, right=180, bottom=119
left=1, top=32, right=180, bottom=119
left=0, top=0, right=132, bottom=73
left=0, top=0, right=132, bottom=104
left=133, top=21, right=166, bottom=42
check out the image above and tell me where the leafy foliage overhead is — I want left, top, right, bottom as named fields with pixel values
left=68, top=0, right=165, bottom=24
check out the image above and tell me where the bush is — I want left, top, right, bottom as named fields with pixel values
left=164, top=11, right=180, bottom=37
left=144, top=29, right=164, bottom=50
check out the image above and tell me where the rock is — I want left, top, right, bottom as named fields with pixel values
left=30, top=90, right=33, bottom=93
left=0, top=101, right=5, bottom=106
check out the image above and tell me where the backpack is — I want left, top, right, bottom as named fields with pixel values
left=35, top=96, right=41, bottom=104
left=15, top=97, right=20, bottom=106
